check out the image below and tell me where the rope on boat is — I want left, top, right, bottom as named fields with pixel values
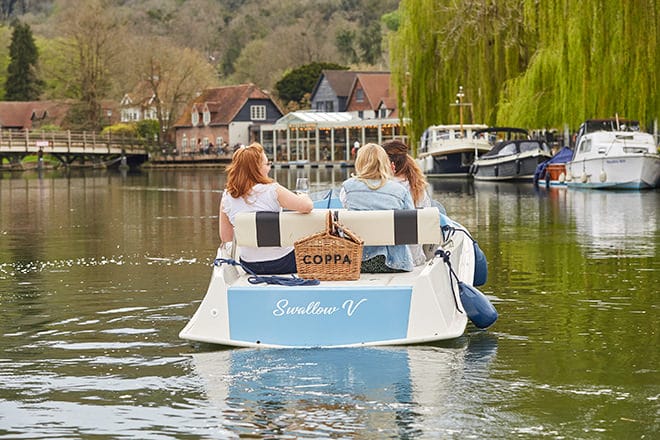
left=434, top=249, right=465, bottom=314
left=213, top=258, right=320, bottom=286
left=441, top=224, right=476, bottom=244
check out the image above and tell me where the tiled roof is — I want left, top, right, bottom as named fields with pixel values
left=351, top=73, right=392, bottom=109
left=0, top=101, right=71, bottom=129
left=173, top=83, right=280, bottom=128
left=314, top=70, right=390, bottom=99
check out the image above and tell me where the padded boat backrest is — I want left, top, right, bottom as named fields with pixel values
left=233, top=207, right=442, bottom=247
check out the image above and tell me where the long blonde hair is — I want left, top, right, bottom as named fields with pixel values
left=382, top=139, right=428, bottom=205
left=225, top=142, right=272, bottom=198
left=354, top=143, right=392, bottom=190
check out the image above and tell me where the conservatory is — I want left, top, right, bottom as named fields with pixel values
left=258, top=111, right=408, bottom=164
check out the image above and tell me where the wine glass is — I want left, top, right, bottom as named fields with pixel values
left=295, top=177, right=310, bottom=194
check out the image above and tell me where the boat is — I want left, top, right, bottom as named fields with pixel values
left=533, top=146, right=574, bottom=187
left=471, top=127, right=553, bottom=181
left=565, top=119, right=660, bottom=189
left=416, top=124, right=490, bottom=177
left=179, top=197, right=497, bottom=348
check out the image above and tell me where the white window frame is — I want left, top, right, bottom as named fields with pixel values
left=203, top=110, right=211, bottom=126
left=250, top=105, right=266, bottom=121
left=191, top=111, right=199, bottom=126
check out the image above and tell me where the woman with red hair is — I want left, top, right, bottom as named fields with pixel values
left=219, top=142, right=313, bottom=274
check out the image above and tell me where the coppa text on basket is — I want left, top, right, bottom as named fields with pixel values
left=300, top=253, right=353, bottom=265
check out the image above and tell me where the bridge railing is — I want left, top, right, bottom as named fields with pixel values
left=0, top=128, right=149, bottom=154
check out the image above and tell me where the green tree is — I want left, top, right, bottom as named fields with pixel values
left=358, top=22, right=383, bottom=64
left=391, top=0, right=658, bottom=151
left=336, top=29, right=359, bottom=64
left=275, top=62, right=348, bottom=105
left=4, top=20, right=43, bottom=101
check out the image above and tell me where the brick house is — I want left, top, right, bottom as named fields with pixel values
left=310, top=71, right=393, bottom=118
left=172, top=84, right=283, bottom=153
left=344, top=72, right=393, bottom=120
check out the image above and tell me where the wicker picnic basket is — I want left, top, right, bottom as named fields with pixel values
left=294, top=211, right=364, bottom=281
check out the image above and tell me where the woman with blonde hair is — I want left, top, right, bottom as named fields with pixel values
left=219, top=142, right=312, bottom=274
left=340, top=143, right=415, bottom=273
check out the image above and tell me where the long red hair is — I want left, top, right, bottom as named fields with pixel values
left=225, top=143, right=272, bottom=198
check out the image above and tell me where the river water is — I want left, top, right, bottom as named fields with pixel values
left=0, top=168, right=657, bottom=439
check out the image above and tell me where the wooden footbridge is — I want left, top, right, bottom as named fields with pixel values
left=0, top=129, right=149, bottom=170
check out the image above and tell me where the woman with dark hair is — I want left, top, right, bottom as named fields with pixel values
left=382, top=139, right=431, bottom=208
left=383, top=139, right=441, bottom=266
left=219, top=142, right=313, bottom=274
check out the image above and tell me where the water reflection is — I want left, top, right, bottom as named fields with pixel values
left=566, top=190, right=658, bottom=258
left=189, top=333, right=497, bottom=438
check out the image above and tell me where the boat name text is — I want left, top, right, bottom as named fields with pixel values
left=272, top=299, right=367, bottom=317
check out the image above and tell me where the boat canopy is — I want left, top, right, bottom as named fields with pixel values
left=580, top=119, right=640, bottom=133
left=482, top=139, right=548, bottom=158
left=533, top=146, right=573, bottom=182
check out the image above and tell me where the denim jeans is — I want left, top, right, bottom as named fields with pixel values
left=240, top=251, right=297, bottom=275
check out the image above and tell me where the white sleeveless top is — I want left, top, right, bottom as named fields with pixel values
left=221, top=183, right=293, bottom=262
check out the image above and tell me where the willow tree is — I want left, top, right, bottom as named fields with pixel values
left=391, top=0, right=531, bottom=152
left=498, top=0, right=659, bottom=131
left=391, top=0, right=659, bottom=152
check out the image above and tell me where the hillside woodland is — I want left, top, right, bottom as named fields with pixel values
left=2, top=0, right=658, bottom=144
left=0, top=0, right=399, bottom=130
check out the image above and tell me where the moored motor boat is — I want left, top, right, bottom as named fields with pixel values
left=565, top=118, right=660, bottom=189
left=533, top=146, right=574, bottom=187
left=179, top=204, right=497, bottom=348
left=471, top=127, right=553, bottom=181
left=416, top=124, right=490, bottom=177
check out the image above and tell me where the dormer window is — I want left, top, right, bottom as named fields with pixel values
left=191, top=111, right=199, bottom=126
left=203, top=109, right=211, bottom=126
left=356, top=89, right=364, bottom=102
left=250, top=105, right=266, bottom=121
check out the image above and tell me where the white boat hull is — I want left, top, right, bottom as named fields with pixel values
left=179, top=217, right=477, bottom=348
left=566, top=153, right=660, bottom=189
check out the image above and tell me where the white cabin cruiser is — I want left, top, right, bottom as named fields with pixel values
left=179, top=205, right=496, bottom=348
left=417, top=124, right=490, bottom=177
left=565, top=119, right=660, bottom=189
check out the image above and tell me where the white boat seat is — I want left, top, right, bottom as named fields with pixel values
left=233, top=207, right=443, bottom=248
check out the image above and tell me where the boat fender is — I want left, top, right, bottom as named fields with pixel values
left=580, top=173, right=588, bottom=183
left=544, top=172, right=551, bottom=188
left=515, top=159, right=521, bottom=175
left=473, top=242, right=488, bottom=286
left=558, top=172, right=566, bottom=183
left=458, top=282, right=498, bottom=329
left=494, top=165, right=499, bottom=177
left=599, top=170, right=607, bottom=182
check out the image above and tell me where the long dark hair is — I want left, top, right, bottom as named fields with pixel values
left=382, top=139, right=427, bottom=206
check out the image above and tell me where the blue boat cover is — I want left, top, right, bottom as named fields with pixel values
left=533, top=146, right=574, bottom=183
